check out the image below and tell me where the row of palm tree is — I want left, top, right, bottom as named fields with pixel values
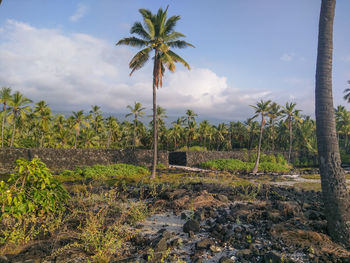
left=0, top=87, right=324, bottom=157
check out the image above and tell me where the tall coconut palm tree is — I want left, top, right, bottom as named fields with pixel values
left=250, top=100, right=271, bottom=174
left=335, top=105, right=346, bottom=143
left=126, top=102, right=145, bottom=148
left=182, top=109, right=197, bottom=148
left=267, top=102, right=282, bottom=151
left=315, top=0, right=350, bottom=246
left=0, top=87, right=12, bottom=147
left=34, top=100, right=52, bottom=147
left=281, top=102, right=302, bottom=163
left=89, top=105, right=102, bottom=133
left=8, top=91, right=32, bottom=147
left=105, top=116, right=119, bottom=148
left=117, top=6, right=194, bottom=178
left=71, top=110, right=89, bottom=149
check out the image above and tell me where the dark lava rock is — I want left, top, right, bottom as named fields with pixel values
left=183, top=219, right=200, bottom=233
left=181, top=212, right=187, bottom=220
left=277, top=201, right=302, bottom=218
left=216, top=194, right=229, bottom=202
left=236, top=249, right=252, bottom=259
left=264, top=250, right=283, bottom=263
left=194, top=210, right=205, bottom=221
left=171, top=237, right=183, bottom=247
left=304, top=209, right=323, bottom=220
left=196, top=238, right=215, bottom=249
left=164, top=189, right=187, bottom=200
left=151, top=231, right=171, bottom=252
left=191, top=257, right=203, bottom=263
left=219, top=256, right=235, bottom=263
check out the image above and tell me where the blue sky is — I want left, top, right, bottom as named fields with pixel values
left=0, top=0, right=349, bottom=122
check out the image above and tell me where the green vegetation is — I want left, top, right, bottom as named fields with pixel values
left=177, top=146, right=208, bottom=151
left=0, top=158, right=69, bottom=219
left=200, top=154, right=291, bottom=173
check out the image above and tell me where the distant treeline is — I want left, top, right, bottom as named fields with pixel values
left=1, top=87, right=349, bottom=158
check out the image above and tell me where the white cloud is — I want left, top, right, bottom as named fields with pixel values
left=70, top=4, right=88, bottom=22
left=280, top=52, right=295, bottom=62
left=0, top=20, right=313, bottom=121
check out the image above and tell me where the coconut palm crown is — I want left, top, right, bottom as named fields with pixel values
left=116, top=6, right=194, bottom=178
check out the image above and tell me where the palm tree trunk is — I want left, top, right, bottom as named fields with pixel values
left=271, top=124, right=275, bottom=151
left=151, top=50, right=159, bottom=179
left=316, top=0, right=350, bottom=246
left=10, top=115, right=16, bottom=147
left=133, top=118, right=137, bottom=149
left=288, top=119, right=293, bottom=163
left=40, top=131, right=44, bottom=148
left=252, top=115, right=264, bottom=174
left=1, top=104, right=6, bottom=147
left=74, top=131, right=78, bottom=149
left=107, top=130, right=111, bottom=148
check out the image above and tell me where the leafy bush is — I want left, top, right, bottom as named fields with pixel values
left=199, top=158, right=290, bottom=173
left=0, top=158, right=69, bottom=219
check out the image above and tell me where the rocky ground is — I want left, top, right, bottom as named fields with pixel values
left=1, top=168, right=350, bottom=263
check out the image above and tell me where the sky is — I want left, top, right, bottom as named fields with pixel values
left=0, top=0, right=349, bottom=123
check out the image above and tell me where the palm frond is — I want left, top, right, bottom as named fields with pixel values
left=116, top=37, right=148, bottom=48
left=159, top=52, right=175, bottom=71
left=166, top=50, right=191, bottom=70
left=130, top=22, right=151, bottom=40
left=143, top=18, right=155, bottom=39
left=168, top=40, right=195, bottom=49
left=344, top=88, right=350, bottom=102
left=139, top=8, right=153, bottom=19
left=163, top=15, right=181, bottom=35
left=129, top=47, right=151, bottom=75
left=165, top=32, right=185, bottom=41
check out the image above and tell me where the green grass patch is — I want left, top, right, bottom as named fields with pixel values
left=56, top=164, right=150, bottom=184
left=199, top=158, right=291, bottom=173
left=293, top=182, right=321, bottom=191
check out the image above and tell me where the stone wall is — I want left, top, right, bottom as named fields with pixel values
left=0, top=148, right=168, bottom=174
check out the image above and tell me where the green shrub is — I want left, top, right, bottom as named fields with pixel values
left=276, top=154, right=287, bottom=165
left=199, top=158, right=290, bottom=173
left=156, top=163, right=167, bottom=169
left=0, top=158, right=70, bottom=219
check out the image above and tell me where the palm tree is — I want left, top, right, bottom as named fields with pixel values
left=126, top=102, right=145, bottom=148
left=71, top=110, right=89, bottom=149
left=182, top=109, right=197, bottom=148
left=8, top=91, right=32, bottom=147
left=335, top=105, right=346, bottom=144
left=116, top=6, right=194, bottom=178
left=89, top=105, right=102, bottom=133
left=267, top=102, right=282, bottom=151
left=0, top=87, right=12, bottom=147
left=105, top=116, right=119, bottom=148
left=34, top=100, right=52, bottom=147
left=250, top=100, right=271, bottom=173
left=343, top=81, right=350, bottom=102
left=199, top=120, right=212, bottom=148
left=281, top=102, right=302, bottom=163
left=315, top=0, right=350, bottom=246
left=169, top=118, right=184, bottom=150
